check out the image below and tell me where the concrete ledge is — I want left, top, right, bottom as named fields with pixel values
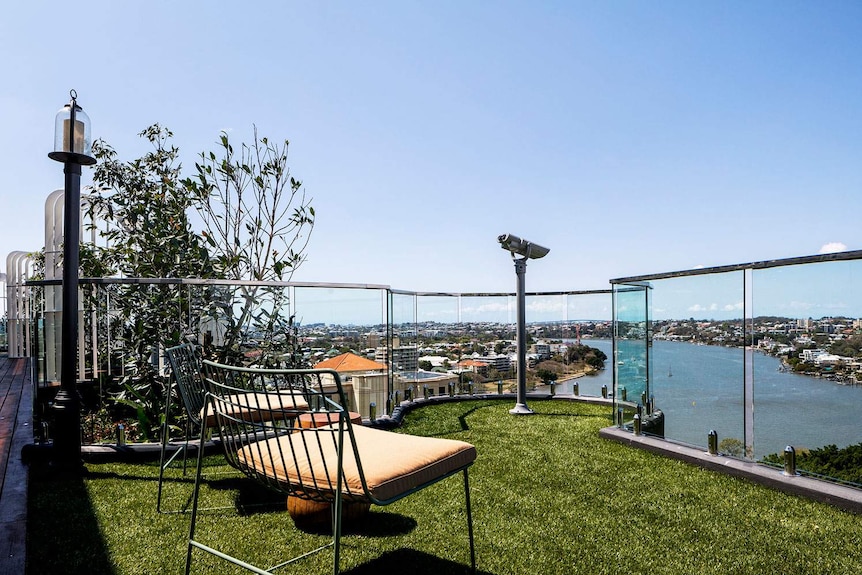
left=600, top=426, right=862, bottom=514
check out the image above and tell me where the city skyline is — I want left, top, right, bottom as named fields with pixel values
left=1, top=2, right=860, bottom=300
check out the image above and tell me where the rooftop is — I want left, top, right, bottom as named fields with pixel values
left=315, top=352, right=387, bottom=372
left=4, top=354, right=862, bottom=574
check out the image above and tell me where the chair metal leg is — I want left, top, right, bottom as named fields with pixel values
left=180, top=419, right=192, bottom=475
left=157, top=421, right=168, bottom=512
left=464, top=468, right=476, bottom=574
left=185, top=423, right=208, bottom=575
left=158, top=376, right=184, bottom=513
left=333, top=420, right=346, bottom=575
left=160, top=418, right=203, bottom=513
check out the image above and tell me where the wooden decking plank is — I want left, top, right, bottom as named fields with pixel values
left=0, top=357, right=30, bottom=575
left=0, top=520, right=26, bottom=575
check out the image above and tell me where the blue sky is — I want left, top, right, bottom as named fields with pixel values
left=2, top=1, right=860, bottom=316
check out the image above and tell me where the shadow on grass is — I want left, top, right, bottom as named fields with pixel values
left=186, top=476, right=419, bottom=538
left=341, top=549, right=493, bottom=575
left=27, top=464, right=115, bottom=575
left=420, top=402, right=499, bottom=438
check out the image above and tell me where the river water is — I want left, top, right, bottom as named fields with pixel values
left=554, top=339, right=862, bottom=458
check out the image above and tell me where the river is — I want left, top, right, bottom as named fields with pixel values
left=554, top=339, right=862, bottom=458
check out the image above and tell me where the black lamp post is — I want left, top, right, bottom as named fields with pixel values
left=498, top=233, right=550, bottom=415
left=48, top=90, right=95, bottom=468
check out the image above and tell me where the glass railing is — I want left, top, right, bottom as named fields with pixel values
left=612, top=250, right=862, bottom=486
left=21, top=250, right=862, bottom=487
left=22, top=278, right=613, bottom=436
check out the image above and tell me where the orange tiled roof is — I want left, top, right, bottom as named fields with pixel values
left=315, top=352, right=386, bottom=372
left=458, top=359, right=490, bottom=367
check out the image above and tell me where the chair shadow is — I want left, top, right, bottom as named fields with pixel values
left=341, top=549, right=494, bottom=575
left=215, top=478, right=419, bottom=538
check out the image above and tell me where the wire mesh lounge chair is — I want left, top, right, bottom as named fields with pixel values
left=186, top=360, right=477, bottom=575
left=158, top=343, right=206, bottom=513
left=159, top=344, right=311, bottom=513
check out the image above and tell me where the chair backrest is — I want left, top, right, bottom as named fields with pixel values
left=165, top=343, right=206, bottom=428
left=201, top=360, right=357, bottom=502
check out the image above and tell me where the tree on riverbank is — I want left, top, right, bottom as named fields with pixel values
left=563, top=343, right=607, bottom=370
left=762, top=443, right=862, bottom=484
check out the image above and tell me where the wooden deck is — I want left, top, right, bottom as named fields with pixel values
left=0, top=355, right=31, bottom=575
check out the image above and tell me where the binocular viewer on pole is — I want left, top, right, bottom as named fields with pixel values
left=498, top=233, right=550, bottom=260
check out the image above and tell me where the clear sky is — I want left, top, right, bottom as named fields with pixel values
left=2, top=1, right=860, bottom=305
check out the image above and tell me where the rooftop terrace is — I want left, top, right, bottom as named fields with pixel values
left=3, top=353, right=862, bottom=574
left=3, top=250, right=862, bottom=572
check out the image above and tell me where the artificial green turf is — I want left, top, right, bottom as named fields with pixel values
left=28, top=400, right=862, bottom=574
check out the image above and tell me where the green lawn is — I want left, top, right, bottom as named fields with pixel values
left=28, top=400, right=862, bottom=574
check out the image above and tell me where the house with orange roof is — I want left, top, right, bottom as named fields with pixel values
left=314, top=352, right=387, bottom=416
left=457, top=359, right=491, bottom=377
left=314, top=352, right=387, bottom=374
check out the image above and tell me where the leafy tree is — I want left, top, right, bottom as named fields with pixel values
left=565, top=344, right=607, bottom=370
left=419, top=360, right=433, bottom=371
left=535, top=360, right=565, bottom=384
left=718, top=438, right=745, bottom=457
left=183, top=128, right=314, bottom=366
left=830, top=335, right=862, bottom=358
left=85, top=125, right=314, bottom=439
left=762, top=442, right=862, bottom=484
left=535, top=368, right=558, bottom=384
left=87, top=125, right=214, bottom=438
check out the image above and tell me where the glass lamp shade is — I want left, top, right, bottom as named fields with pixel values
left=49, top=102, right=95, bottom=165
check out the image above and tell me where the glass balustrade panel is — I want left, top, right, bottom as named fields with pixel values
left=646, top=272, right=745, bottom=453
left=752, top=259, right=862, bottom=480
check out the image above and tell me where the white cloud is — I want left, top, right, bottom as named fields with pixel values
left=476, top=302, right=512, bottom=313
left=688, top=302, right=728, bottom=313
left=723, top=301, right=744, bottom=311
left=819, top=242, right=847, bottom=254
left=526, top=298, right=565, bottom=313
left=461, top=302, right=511, bottom=315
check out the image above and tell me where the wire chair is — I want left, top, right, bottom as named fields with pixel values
left=158, top=343, right=207, bottom=513
left=186, top=360, right=477, bottom=575
left=159, top=344, right=311, bottom=513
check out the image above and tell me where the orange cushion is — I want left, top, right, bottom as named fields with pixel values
left=203, top=392, right=310, bottom=427
left=236, top=424, right=476, bottom=503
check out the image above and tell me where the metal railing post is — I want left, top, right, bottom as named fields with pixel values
left=708, top=430, right=718, bottom=455
left=783, top=445, right=798, bottom=476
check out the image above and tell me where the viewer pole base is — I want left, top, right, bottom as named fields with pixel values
left=509, top=403, right=535, bottom=415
